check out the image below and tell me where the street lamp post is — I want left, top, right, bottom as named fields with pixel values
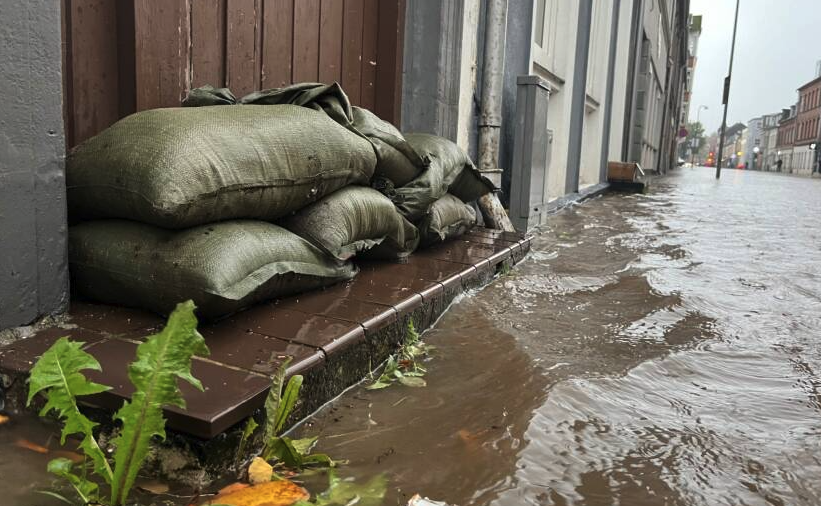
left=716, top=0, right=741, bottom=179
left=691, top=105, right=708, bottom=167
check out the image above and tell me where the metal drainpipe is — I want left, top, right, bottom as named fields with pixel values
left=477, top=0, right=508, bottom=188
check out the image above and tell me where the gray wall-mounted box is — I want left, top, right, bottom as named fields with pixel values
left=509, top=75, right=552, bottom=232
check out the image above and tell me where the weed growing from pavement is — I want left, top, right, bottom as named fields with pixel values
left=367, top=321, right=432, bottom=390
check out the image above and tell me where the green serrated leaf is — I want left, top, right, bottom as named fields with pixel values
left=268, top=437, right=303, bottom=468
left=236, top=416, right=259, bottom=463
left=47, top=457, right=99, bottom=504
left=262, top=358, right=291, bottom=446
left=274, top=375, right=303, bottom=435
left=365, top=380, right=392, bottom=390
left=302, top=453, right=336, bottom=468
left=27, top=337, right=113, bottom=486
left=398, top=376, right=427, bottom=388
left=290, top=436, right=318, bottom=455
left=109, top=300, right=208, bottom=506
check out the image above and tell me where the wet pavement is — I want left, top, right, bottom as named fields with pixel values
left=4, top=167, right=821, bottom=505
left=295, top=168, right=821, bottom=505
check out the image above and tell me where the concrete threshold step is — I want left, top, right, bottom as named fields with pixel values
left=0, top=228, right=530, bottom=442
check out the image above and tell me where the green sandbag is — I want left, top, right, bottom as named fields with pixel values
left=280, top=186, right=419, bottom=261
left=184, top=84, right=428, bottom=188
left=394, top=133, right=495, bottom=221
left=67, top=105, right=376, bottom=229
left=69, top=220, right=357, bottom=319
left=351, top=107, right=427, bottom=187
left=418, top=194, right=477, bottom=246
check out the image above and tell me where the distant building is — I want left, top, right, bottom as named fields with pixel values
left=759, top=111, right=784, bottom=171
left=719, top=122, right=746, bottom=167
left=793, top=75, right=821, bottom=175
left=744, top=117, right=764, bottom=169
left=776, top=105, right=797, bottom=172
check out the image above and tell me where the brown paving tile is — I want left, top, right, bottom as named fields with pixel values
left=464, top=231, right=524, bottom=257
left=69, top=301, right=164, bottom=336
left=370, top=256, right=465, bottom=290
left=81, top=339, right=271, bottom=439
left=460, top=234, right=497, bottom=246
left=469, top=227, right=503, bottom=238
left=222, top=305, right=366, bottom=356
left=413, top=241, right=495, bottom=269
left=197, top=321, right=323, bottom=377
left=0, top=327, right=108, bottom=373
left=344, top=266, right=430, bottom=315
left=273, top=289, right=397, bottom=333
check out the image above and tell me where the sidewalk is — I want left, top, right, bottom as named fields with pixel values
left=0, top=228, right=530, bottom=441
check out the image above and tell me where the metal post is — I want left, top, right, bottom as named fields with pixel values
left=716, top=0, right=740, bottom=179
left=691, top=105, right=707, bottom=167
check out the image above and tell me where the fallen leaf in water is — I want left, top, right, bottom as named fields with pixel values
left=136, top=479, right=170, bottom=495
left=248, top=457, right=273, bottom=485
left=0, top=414, right=9, bottom=425
left=217, top=483, right=250, bottom=496
left=51, top=450, right=84, bottom=463
left=210, top=480, right=309, bottom=506
left=15, top=438, right=49, bottom=454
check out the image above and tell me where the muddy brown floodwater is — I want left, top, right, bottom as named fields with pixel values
left=3, top=167, right=821, bottom=505
left=295, top=168, right=821, bottom=506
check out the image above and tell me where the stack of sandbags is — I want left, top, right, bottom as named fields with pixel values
left=67, top=82, right=497, bottom=319
left=66, top=104, right=392, bottom=319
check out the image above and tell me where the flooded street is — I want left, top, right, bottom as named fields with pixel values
left=3, top=167, right=821, bottom=506
left=298, top=168, right=821, bottom=505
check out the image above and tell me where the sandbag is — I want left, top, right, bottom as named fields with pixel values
left=280, top=186, right=419, bottom=261
left=393, top=134, right=495, bottom=221
left=418, top=194, right=477, bottom=246
left=67, top=105, right=376, bottom=229
left=184, top=84, right=428, bottom=188
left=69, top=220, right=357, bottom=319
left=351, top=107, right=427, bottom=187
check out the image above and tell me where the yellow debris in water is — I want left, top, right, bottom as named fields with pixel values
left=210, top=479, right=309, bottom=506
left=248, top=457, right=274, bottom=485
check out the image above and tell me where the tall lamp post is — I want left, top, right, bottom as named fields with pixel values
left=715, top=0, right=741, bottom=179
left=691, top=105, right=708, bottom=167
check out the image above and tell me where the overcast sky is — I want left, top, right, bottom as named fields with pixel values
left=688, top=0, right=821, bottom=133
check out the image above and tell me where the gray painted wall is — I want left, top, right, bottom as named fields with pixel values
left=401, top=0, right=465, bottom=140
left=499, top=0, right=533, bottom=203
left=0, top=0, right=68, bottom=329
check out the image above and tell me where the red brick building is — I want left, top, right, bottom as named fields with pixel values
left=794, top=75, right=821, bottom=174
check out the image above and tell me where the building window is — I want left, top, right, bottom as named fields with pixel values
left=535, top=0, right=546, bottom=47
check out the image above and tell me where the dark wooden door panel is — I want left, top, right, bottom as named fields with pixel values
left=62, top=0, right=403, bottom=147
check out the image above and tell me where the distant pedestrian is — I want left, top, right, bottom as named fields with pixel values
left=776, top=159, right=783, bottom=172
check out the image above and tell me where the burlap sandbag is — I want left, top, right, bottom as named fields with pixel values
left=394, top=133, right=495, bottom=221
left=351, top=107, right=427, bottom=187
left=418, top=194, right=477, bottom=246
left=184, top=84, right=427, bottom=188
left=280, top=186, right=419, bottom=261
left=69, top=220, right=357, bottom=319
left=67, top=105, right=376, bottom=229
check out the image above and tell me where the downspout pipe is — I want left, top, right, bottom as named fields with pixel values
left=476, top=0, right=515, bottom=232
left=477, top=0, right=508, bottom=188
